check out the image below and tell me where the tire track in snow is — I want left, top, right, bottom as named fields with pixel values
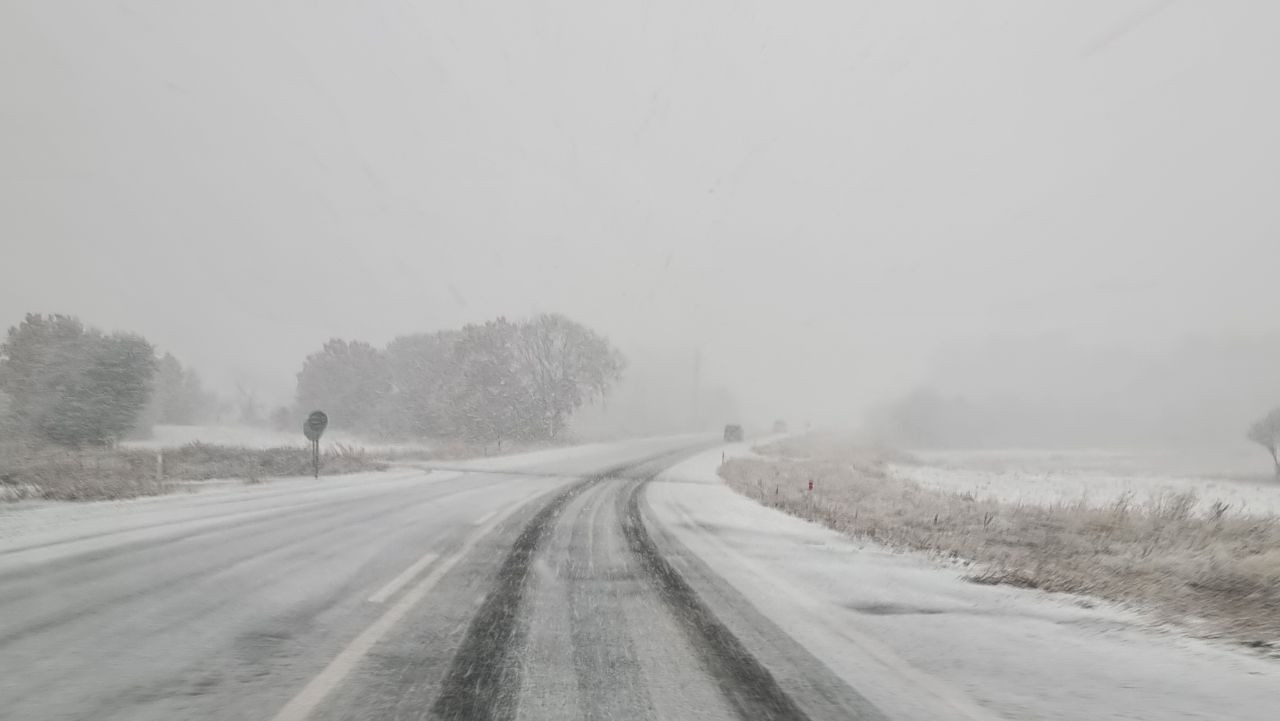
left=621, top=477, right=813, bottom=721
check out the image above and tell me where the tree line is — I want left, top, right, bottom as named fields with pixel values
left=292, top=314, right=624, bottom=447
left=0, top=314, right=216, bottom=447
left=0, top=311, right=623, bottom=450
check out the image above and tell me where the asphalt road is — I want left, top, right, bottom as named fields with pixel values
left=0, top=437, right=883, bottom=721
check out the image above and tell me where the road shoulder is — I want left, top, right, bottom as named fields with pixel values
left=645, top=445, right=1280, bottom=721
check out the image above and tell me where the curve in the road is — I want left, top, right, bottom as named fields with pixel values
left=428, top=449, right=814, bottom=721
left=620, top=476, right=811, bottom=721
left=428, top=473, right=599, bottom=720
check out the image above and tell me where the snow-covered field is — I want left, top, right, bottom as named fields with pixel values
left=650, top=446, right=1279, bottom=721
left=888, top=444, right=1280, bottom=516
left=124, top=424, right=435, bottom=454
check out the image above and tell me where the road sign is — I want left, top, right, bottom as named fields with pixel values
left=303, top=411, right=328, bottom=479
left=304, top=411, right=328, bottom=441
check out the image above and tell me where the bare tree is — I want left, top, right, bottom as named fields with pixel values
left=514, top=314, right=625, bottom=440
left=1246, top=407, right=1280, bottom=480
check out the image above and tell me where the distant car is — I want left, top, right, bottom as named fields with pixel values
left=772, top=419, right=788, bottom=434
left=723, top=424, right=744, bottom=442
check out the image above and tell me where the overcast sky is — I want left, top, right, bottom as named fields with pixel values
left=3, top=1, right=1279, bottom=423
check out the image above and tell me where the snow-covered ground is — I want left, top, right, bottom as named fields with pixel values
left=0, top=468, right=444, bottom=556
left=124, top=424, right=434, bottom=453
left=418, top=432, right=714, bottom=475
left=0, top=435, right=711, bottom=546
left=648, top=446, right=1279, bottom=721
left=124, top=425, right=709, bottom=463
left=0, top=435, right=706, bottom=551
left=887, top=444, right=1280, bottom=516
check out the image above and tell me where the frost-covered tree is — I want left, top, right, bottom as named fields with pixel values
left=444, top=315, right=624, bottom=445
left=295, top=339, right=391, bottom=434
left=287, top=314, right=625, bottom=444
left=87, top=332, right=157, bottom=443
left=0, top=314, right=155, bottom=446
left=1246, top=408, right=1280, bottom=480
left=514, top=314, right=624, bottom=439
left=383, top=330, right=461, bottom=438
left=448, top=319, right=532, bottom=449
left=0, top=387, right=13, bottom=436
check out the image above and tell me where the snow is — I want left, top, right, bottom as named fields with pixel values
left=124, top=424, right=411, bottom=451
left=0, top=435, right=709, bottom=555
left=647, top=446, right=1279, bottom=721
left=417, top=433, right=714, bottom=475
left=888, top=445, right=1280, bottom=516
left=123, top=426, right=709, bottom=467
left=0, top=468, right=454, bottom=558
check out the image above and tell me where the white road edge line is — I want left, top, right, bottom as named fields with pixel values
left=268, top=494, right=538, bottom=721
left=472, top=510, right=497, bottom=526
left=366, top=552, right=440, bottom=604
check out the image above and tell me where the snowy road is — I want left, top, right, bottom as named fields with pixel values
left=0, top=437, right=698, bottom=720
left=0, top=436, right=868, bottom=721
left=2, top=436, right=1276, bottom=721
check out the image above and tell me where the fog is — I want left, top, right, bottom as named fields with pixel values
left=3, top=1, right=1279, bottom=442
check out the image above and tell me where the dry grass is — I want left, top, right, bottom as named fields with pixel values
left=722, top=435, right=1280, bottom=654
left=0, top=442, right=387, bottom=502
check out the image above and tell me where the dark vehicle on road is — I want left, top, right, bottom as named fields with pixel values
left=723, top=424, right=744, bottom=442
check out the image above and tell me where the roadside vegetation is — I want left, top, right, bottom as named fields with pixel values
left=721, top=434, right=1280, bottom=655
left=0, top=442, right=386, bottom=502
left=0, top=310, right=625, bottom=501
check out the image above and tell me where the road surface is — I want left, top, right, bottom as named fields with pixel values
left=5, top=436, right=1278, bottom=721
left=0, top=436, right=874, bottom=721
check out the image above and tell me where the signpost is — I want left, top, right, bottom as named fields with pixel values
left=303, top=411, right=328, bottom=479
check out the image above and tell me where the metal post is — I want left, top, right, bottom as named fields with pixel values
left=303, top=410, right=328, bottom=479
